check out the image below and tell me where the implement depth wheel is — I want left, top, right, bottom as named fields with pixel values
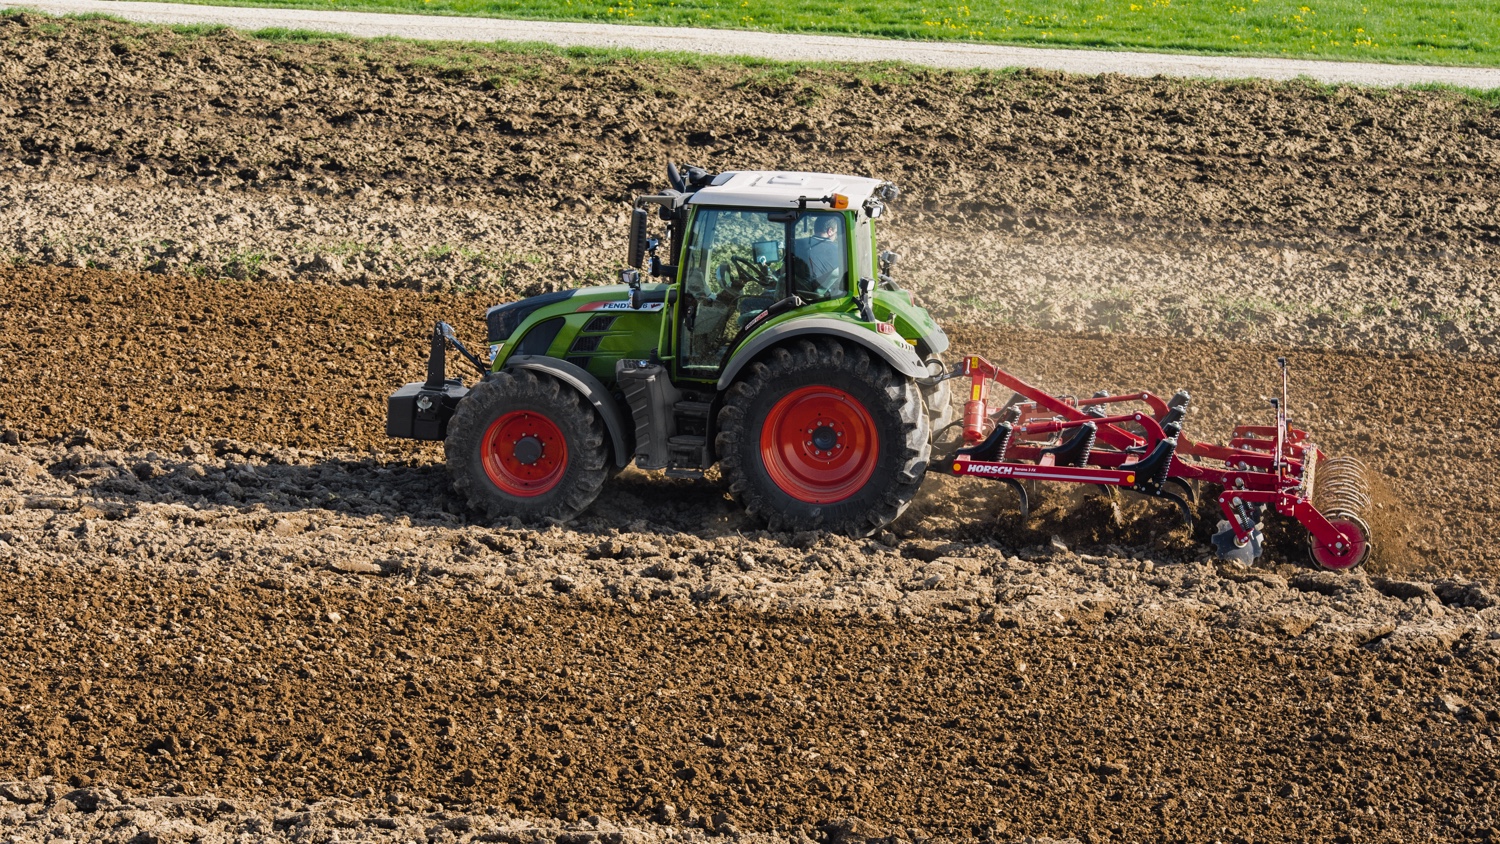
left=445, top=370, right=608, bottom=523
left=1308, top=512, right=1372, bottom=571
left=716, top=338, right=930, bottom=536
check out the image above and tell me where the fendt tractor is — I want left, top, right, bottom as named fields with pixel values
left=388, top=164, right=1375, bottom=570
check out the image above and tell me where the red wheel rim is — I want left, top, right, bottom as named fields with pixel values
left=1310, top=514, right=1371, bottom=570
left=481, top=411, right=567, bottom=497
left=760, top=386, right=878, bottom=504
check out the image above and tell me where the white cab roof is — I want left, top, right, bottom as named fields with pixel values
left=686, top=171, right=885, bottom=210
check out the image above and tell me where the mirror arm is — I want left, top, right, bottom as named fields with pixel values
left=857, top=277, right=876, bottom=323
left=621, top=268, right=642, bottom=309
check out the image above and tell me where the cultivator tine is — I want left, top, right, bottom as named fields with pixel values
left=1163, top=476, right=1196, bottom=504
left=1157, top=487, right=1195, bottom=527
left=999, top=478, right=1030, bottom=522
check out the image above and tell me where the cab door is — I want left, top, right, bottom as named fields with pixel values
left=672, top=207, right=788, bottom=381
left=669, top=207, right=857, bottom=383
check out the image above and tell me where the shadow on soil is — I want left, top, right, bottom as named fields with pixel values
left=43, top=444, right=1209, bottom=563
left=43, top=442, right=1414, bottom=574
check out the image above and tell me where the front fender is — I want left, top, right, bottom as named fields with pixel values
left=504, top=355, right=631, bottom=467
left=716, top=316, right=928, bottom=390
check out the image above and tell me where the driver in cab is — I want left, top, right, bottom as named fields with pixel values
left=793, top=214, right=846, bottom=298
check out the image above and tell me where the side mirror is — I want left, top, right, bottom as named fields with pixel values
left=627, top=207, right=649, bottom=269
left=621, top=268, right=641, bottom=309
left=879, top=250, right=899, bottom=273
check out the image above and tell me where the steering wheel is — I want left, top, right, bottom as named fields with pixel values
left=728, top=255, right=767, bottom=287
left=712, top=263, right=737, bottom=296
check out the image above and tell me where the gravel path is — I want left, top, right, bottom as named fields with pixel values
left=14, top=0, right=1500, bottom=89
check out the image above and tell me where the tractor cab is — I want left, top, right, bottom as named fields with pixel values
left=674, top=205, right=849, bottom=372
left=632, top=169, right=898, bottom=383
left=389, top=165, right=952, bottom=535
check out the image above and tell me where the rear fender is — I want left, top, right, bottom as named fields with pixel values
left=875, top=287, right=948, bottom=357
left=716, top=317, right=928, bottom=390
left=505, top=355, right=631, bottom=467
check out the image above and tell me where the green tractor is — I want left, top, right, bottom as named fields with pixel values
left=387, top=164, right=952, bottom=536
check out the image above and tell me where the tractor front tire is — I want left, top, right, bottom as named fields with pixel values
left=445, top=369, right=609, bottom=523
left=716, top=339, right=930, bottom=536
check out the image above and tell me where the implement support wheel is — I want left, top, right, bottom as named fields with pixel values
left=1308, top=512, right=1373, bottom=570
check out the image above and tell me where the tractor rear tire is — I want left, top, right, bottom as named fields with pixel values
left=445, top=369, right=609, bottom=523
left=716, top=338, right=930, bottom=536
left=921, top=355, right=959, bottom=447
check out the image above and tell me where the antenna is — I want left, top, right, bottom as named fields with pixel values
left=1274, top=357, right=1289, bottom=476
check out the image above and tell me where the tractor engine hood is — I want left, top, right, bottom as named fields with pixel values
left=485, top=289, right=577, bottom=343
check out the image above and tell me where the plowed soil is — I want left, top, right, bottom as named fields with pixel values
left=5, top=266, right=1500, bottom=842
left=2, top=267, right=1494, bottom=577
left=2, top=15, right=1500, bottom=353
left=3, top=568, right=1499, bottom=844
left=3, top=14, right=1500, bottom=844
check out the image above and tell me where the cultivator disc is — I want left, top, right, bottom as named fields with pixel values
left=1210, top=519, right=1264, bottom=566
left=940, top=355, right=1376, bottom=571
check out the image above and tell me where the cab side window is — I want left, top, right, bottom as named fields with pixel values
left=790, top=212, right=847, bottom=300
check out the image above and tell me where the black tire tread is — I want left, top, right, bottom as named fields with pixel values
left=920, top=354, right=958, bottom=447
left=445, top=369, right=608, bottom=523
left=716, top=338, right=930, bottom=536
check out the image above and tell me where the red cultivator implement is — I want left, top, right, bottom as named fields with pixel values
left=940, top=356, right=1373, bottom=570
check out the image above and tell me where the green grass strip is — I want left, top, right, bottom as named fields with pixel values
left=62, top=0, right=1500, bottom=68
left=9, top=5, right=1500, bottom=103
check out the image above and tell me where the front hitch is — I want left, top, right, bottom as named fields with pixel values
left=431, top=321, right=489, bottom=380
left=387, top=322, right=480, bottom=441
